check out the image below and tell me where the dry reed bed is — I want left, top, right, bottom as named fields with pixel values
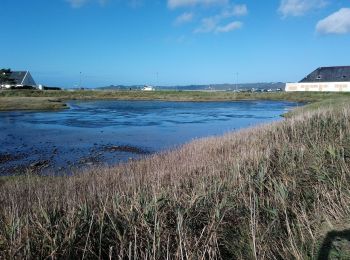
left=1, top=106, right=350, bottom=259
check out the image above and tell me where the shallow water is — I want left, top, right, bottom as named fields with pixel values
left=0, top=100, right=298, bottom=175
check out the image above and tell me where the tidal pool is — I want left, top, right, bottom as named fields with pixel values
left=0, top=100, right=299, bottom=175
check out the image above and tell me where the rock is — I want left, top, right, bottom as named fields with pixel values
left=102, top=145, right=150, bottom=154
left=30, top=160, right=50, bottom=169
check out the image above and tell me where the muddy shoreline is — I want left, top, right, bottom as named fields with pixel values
left=0, top=144, right=151, bottom=175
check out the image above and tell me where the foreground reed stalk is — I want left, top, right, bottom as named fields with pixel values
left=1, top=105, right=350, bottom=259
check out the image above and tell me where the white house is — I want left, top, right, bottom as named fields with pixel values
left=285, top=66, right=350, bottom=92
left=0, top=71, right=37, bottom=89
left=142, top=85, right=155, bottom=91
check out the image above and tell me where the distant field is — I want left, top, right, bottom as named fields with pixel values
left=1, top=89, right=350, bottom=112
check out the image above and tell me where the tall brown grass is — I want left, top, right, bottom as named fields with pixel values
left=1, top=105, right=350, bottom=259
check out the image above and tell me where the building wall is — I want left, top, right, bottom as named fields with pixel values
left=0, top=84, right=12, bottom=89
left=285, top=82, right=350, bottom=92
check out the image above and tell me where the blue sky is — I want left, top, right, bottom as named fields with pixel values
left=1, top=0, right=350, bottom=87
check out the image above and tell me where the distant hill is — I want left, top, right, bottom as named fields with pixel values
left=99, top=82, right=285, bottom=91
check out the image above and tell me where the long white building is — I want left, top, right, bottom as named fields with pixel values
left=285, top=66, right=350, bottom=92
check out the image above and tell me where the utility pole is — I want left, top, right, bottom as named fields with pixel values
left=235, top=72, right=239, bottom=92
left=79, top=72, right=82, bottom=88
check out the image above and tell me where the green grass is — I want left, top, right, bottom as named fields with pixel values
left=1, top=96, right=350, bottom=258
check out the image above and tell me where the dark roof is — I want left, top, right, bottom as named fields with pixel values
left=9, top=71, right=27, bottom=84
left=300, top=66, right=350, bottom=83
left=0, top=71, right=36, bottom=85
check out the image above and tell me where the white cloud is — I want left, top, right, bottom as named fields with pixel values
left=193, top=3, right=247, bottom=33
left=174, top=12, right=194, bottom=25
left=66, top=0, right=108, bottom=8
left=215, top=21, right=242, bottom=32
left=316, top=8, right=350, bottom=34
left=194, top=17, right=217, bottom=33
left=194, top=17, right=243, bottom=33
left=128, top=0, right=143, bottom=8
left=223, top=4, right=248, bottom=17
left=66, top=0, right=88, bottom=8
left=278, top=0, right=326, bottom=17
left=168, top=0, right=228, bottom=9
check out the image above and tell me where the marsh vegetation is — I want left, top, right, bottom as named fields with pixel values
left=1, top=89, right=349, bottom=111
left=1, top=96, right=350, bottom=258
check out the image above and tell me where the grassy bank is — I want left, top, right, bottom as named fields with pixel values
left=1, top=101, right=350, bottom=258
left=0, top=97, right=67, bottom=111
left=284, top=95, right=350, bottom=117
left=1, top=89, right=350, bottom=111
